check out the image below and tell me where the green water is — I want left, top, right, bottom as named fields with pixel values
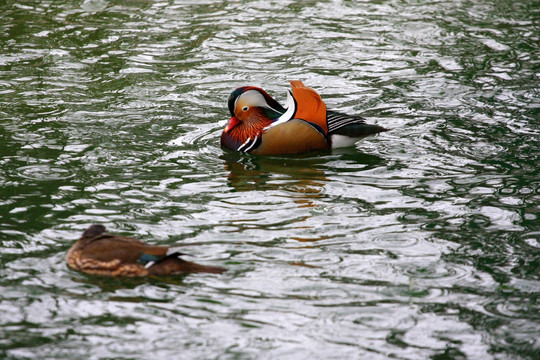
left=1, top=1, right=538, bottom=359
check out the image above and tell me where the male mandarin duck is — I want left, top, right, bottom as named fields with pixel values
left=221, top=80, right=388, bottom=155
left=66, top=224, right=226, bottom=277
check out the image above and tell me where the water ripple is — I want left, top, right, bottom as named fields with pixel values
left=1, top=0, right=538, bottom=359
left=16, top=164, right=74, bottom=181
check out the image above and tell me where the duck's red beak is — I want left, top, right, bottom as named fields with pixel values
left=224, top=116, right=240, bottom=133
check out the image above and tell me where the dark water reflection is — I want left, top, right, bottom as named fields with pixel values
left=1, top=0, right=539, bottom=359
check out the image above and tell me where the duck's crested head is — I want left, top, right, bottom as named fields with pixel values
left=227, top=86, right=286, bottom=121
left=222, top=85, right=287, bottom=152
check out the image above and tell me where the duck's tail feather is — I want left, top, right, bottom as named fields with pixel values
left=327, top=110, right=388, bottom=136
left=147, top=252, right=226, bottom=275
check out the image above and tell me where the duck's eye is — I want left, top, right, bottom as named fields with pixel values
left=242, top=106, right=249, bottom=112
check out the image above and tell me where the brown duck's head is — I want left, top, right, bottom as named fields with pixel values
left=82, top=224, right=106, bottom=238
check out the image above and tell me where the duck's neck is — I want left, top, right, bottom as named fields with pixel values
left=232, top=112, right=273, bottom=142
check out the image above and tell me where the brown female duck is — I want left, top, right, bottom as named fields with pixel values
left=66, top=224, right=225, bottom=276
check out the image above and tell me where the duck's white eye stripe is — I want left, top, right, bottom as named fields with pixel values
left=237, top=90, right=280, bottom=113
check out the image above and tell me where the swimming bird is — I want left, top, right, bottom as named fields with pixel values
left=221, top=81, right=387, bottom=155
left=66, top=224, right=225, bottom=277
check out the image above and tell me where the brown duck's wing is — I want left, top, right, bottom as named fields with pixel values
left=148, top=255, right=226, bottom=275
left=290, top=81, right=328, bottom=134
left=254, top=119, right=329, bottom=155
left=79, top=235, right=169, bottom=264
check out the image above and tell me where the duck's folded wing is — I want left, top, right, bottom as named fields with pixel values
left=81, top=236, right=168, bottom=264
left=327, top=110, right=388, bottom=137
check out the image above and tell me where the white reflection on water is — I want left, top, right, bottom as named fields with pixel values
left=0, top=0, right=539, bottom=359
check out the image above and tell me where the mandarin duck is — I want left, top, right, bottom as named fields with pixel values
left=66, top=224, right=226, bottom=277
left=221, top=81, right=388, bottom=155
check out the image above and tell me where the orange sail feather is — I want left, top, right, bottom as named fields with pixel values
left=289, top=80, right=328, bottom=134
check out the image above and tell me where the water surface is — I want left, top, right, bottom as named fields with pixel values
left=1, top=1, right=539, bottom=359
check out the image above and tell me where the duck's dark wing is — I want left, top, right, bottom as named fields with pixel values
left=327, top=110, right=388, bottom=137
